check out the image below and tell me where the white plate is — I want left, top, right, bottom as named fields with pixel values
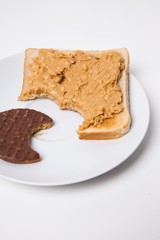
left=0, top=53, right=150, bottom=186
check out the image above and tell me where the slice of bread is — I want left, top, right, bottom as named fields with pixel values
left=19, top=48, right=131, bottom=140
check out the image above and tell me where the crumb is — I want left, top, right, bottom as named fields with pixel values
left=35, top=132, right=47, bottom=137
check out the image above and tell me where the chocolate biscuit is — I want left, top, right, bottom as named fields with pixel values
left=0, top=109, right=53, bottom=163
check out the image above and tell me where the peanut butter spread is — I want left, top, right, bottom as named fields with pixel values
left=26, top=49, right=125, bottom=130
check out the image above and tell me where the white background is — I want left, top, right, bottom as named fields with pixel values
left=0, top=0, right=160, bottom=239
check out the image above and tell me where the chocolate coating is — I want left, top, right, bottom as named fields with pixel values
left=0, top=109, right=53, bottom=163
